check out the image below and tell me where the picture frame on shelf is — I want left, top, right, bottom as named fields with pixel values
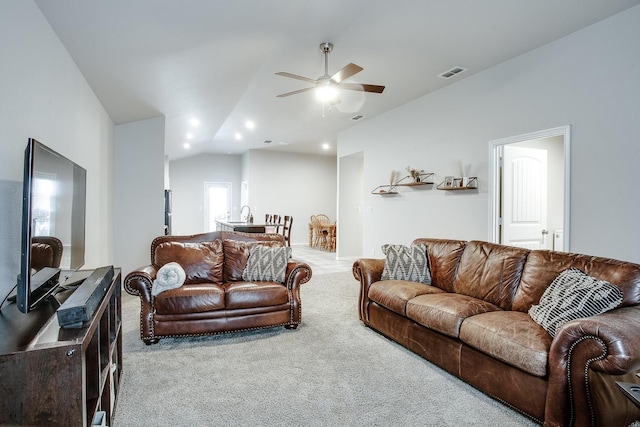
left=444, top=176, right=454, bottom=188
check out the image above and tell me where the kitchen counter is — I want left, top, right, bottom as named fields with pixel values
left=215, top=220, right=268, bottom=233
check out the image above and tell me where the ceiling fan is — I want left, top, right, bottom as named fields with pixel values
left=275, top=42, right=385, bottom=100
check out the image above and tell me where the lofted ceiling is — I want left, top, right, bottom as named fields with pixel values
left=35, top=0, right=639, bottom=160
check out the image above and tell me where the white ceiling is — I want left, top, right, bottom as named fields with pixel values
left=35, top=0, right=639, bottom=160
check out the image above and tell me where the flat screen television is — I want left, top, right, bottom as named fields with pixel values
left=17, top=138, right=87, bottom=313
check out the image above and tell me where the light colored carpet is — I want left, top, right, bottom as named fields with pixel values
left=113, top=271, right=539, bottom=426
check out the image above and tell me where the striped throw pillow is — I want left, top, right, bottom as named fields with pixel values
left=528, top=268, right=623, bottom=337
left=381, top=243, right=431, bottom=284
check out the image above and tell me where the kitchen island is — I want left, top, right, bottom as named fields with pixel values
left=215, top=220, right=277, bottom=233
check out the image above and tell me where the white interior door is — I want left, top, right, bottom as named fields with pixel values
left=502, top=146, right=548, bottom=249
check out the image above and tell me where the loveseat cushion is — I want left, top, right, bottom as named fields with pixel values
left=242, top=245, right=292, bottom=283
left=406, top=293, right=501, bottom=338
left=222, top=239, right=283, bottom=282
left=454, top=241, right=529, bottom=310
left=154, top=283, right=225, bottom=314
left=154, top=240, right=224, bottom=285
left=369, top=280, right=445, bottom=316
left=459, top=311, right=551, bottom=377
left=224, top=281, right=289, bottom=309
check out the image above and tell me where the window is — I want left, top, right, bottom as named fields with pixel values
left=204, top=182, right=232, bottom=231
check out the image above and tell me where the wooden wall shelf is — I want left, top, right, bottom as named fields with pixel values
left=371, top=185, right=398, bottom=195
left=372, top=172, right=433, bottom=194
left=437, top=176, right=478, bottom=190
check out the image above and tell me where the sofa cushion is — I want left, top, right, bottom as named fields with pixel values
left=514, top=250, right=640, bottom=312
left=412, top=238, right=466, bottom=292
left=154, top=283, right=225, bottom=314
left=223, top=239, right=283, bottom=282
left=154, top=240, right=224, bottom=285
left=225, top=281, right=289, bottom=310
left=242, top=245, right=292, bottom=283
left=381, top=243, right=431, bottom=283
left=459, top=311, right=551, bottom=377
left=369, top=280, right=445, bottom=316
left=406, top=293, right=501, bottom=338
left=528, top=268, right=623, bottom=337
left=454, top=241, right=529, bottom=310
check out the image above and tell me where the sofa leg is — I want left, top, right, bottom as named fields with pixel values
left=284, top=324, right=298, bottom=330
left=144, top=338, right=160, bottom=345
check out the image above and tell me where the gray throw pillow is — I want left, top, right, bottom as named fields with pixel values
left=528, top=268, right=623, bottom=337
left=381, top=243, right=431, bottom=284
left=242, top=244, right=292, bottom=283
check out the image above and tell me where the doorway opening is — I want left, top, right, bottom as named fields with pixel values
left=489, top=126, right=571, bottom=251
left=204, top=182, right=232, bottom=231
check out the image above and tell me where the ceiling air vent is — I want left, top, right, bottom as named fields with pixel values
left=263, top=140, right=272, bottom=144
left=351, top=115, right=365, bottom=121
left=439, top=67, right=466, bottom=79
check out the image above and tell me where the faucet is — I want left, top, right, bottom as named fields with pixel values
left=240, top=205, right=252, bottom=222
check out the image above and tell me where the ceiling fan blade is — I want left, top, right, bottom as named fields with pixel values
left=275, top=72, right=317, bottom=84
left=338, top=82, right=385, bottom=93
left=276, top=86, right=316, bottom=98
left=330, top=63, right=363, bottom=83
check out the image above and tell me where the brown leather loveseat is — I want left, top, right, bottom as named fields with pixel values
left=353, top=238, right=640, bottom=427
left=125, top=231, right=312, bottom=344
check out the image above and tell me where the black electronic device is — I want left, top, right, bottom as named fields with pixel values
left=56, top=265, right=114, bottom=329
left=17, top=138, right=87, bottom=313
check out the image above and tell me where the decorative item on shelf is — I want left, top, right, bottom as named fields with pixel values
left=407, top=166, right=424, bottom=182
left=437, top=176, right=478, bottom=190
left=396, top=166, right=434, bottom=187
left=371, top=170, right=399, bottom=195
left=371, top=166, right=434, bottom=194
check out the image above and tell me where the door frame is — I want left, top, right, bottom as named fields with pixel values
left=488, top=125, right=571, bottom=251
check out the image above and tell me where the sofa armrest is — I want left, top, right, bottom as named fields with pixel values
left=545, top=306, right=640, bottom=427
left=286, top=260, right=312, bottom=289
left=352, top=258, right=385, bottom=324
left=124, top=265, right=158, bottom=298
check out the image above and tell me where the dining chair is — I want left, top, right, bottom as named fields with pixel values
left=310, top=215, right=327, bottom=249
left=326, top=221, right=337, bottom=252
left=281, top=215, right=293, bottom=246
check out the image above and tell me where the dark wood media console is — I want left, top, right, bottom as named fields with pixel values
left=0, top=269, right=122, bottom=426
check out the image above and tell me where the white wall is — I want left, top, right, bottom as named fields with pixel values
left=339, top=5, right=640, bottom=263
left=169, top=150, right=337, bottom=246
left=169, top=153, right=242, bottom=235
left=0, top=1, right=114, bottom=299
left=338, top=152, right=363, bottom=259
left=244, top=150, right=337, bottom=246
left=113, top=117, right=165, bottom=275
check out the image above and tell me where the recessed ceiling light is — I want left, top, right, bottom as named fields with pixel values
left=183, top=142, right=191, bottom=149
left=186, top=133, right=194, bottom=140
left=189, top=118, right=200, bottom=126
left=322, top=143, right=330, bottom=150
left=245, top=120, right=255, bottom=130
left=235, top=133, right=242, bottom=141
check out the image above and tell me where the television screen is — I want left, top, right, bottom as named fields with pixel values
left=17, top=139, right=86, bottom=313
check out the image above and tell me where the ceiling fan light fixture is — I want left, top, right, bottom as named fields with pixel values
left=315, top=84, right=338, bottom=102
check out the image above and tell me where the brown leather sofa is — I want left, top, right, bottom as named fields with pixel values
left=353, top=238, right=640, bottom=427
left=124, top=231, right=312, bottom=344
